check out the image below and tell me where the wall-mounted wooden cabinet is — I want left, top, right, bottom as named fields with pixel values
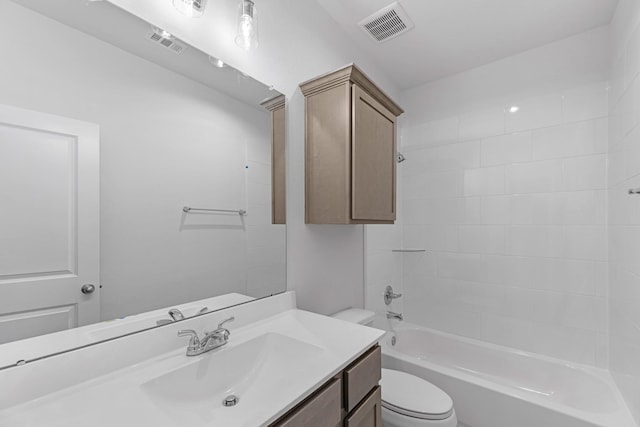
left=300, top=64, right=403, bottom=224
left=261, top=95, right=286, bottom=225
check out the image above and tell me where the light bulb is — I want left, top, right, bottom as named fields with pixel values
left=152, top=27, right=173, bottom=40
left=208, top=56, right=226, bottom=68
left=235, top=0, right=258, bottom=51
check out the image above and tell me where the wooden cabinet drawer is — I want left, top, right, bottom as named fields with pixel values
left=273, top=377, right=342, bottom=427
left=344, top=345, right=381, bottom=412
left=345, top=386, right=382, bottom=427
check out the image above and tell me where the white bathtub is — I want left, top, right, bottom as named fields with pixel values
left=380, top=323, right=636, bottom=427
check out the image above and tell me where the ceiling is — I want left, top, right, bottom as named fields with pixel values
left=315, top=0, right=619, bottom=90
left=9, top=0, right=279, bottom=109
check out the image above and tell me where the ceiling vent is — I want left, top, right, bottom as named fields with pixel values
left=146, top=29, right=188, bottom=55
left=358, top=2, right=414, bottom=43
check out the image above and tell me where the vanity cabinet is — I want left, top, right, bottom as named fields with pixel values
left=271, top=345, right=381, bottom=427
left=261, top=95, right=286, bottom=224
left=300, top=64, right=403, bottom=224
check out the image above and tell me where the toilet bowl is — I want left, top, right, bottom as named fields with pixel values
left=332, top=309, right=457, bottom=427
left=380, top=368, right=457, bottom=427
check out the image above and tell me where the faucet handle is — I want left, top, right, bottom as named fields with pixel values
left=384, top=285, right=403, bottom=305
left=207, top=316, right=234, bottom=341
left=177, top=329, right=200, bottom=348
left=217, top=316, right=235, bottom=331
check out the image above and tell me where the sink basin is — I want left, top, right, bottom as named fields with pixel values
left=141, top=333, right=323, bottom=422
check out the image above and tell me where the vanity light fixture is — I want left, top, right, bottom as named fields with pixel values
left=235, top=0, right=259, bottom=51
left=509, top=105, right=520, bottom=113
left=173, top=0, right=207, bottom=18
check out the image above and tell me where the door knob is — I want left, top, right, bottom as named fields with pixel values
left=81, top=284, right=96, bottom=294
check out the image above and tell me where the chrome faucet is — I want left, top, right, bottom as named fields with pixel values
left=387, top=311, right=403, bottom=321
left=169, top=308, right=185, bottom=321
left=156, top=308, right=186, bottom=326
left=178, top=316, right=235, bottom=356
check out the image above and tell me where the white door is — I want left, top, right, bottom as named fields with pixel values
left=0, top=104, right=99, bottom=344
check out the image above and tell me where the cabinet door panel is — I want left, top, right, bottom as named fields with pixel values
left=344, top=345, right=381, bottom=412
left=305, top=83, right=351, bottom=224
left=274, top=377, right=342, bottom=427
left=351, top=85, right=396, bottom=221
left=345, top=386, right=382, bottom=427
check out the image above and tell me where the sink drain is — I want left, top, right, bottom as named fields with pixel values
left=223, top=394, right=239, bottom=407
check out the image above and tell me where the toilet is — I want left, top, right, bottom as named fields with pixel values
left=332, top=309, right=457, bottom=427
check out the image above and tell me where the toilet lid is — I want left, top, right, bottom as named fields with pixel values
left=380, top=369, right=454, bottom=421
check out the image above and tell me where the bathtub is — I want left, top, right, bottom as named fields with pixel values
left=379, top=323, right=636, bottom=427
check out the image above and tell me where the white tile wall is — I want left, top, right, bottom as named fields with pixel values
left=458, top=106, right=505, bottom=141
left=609, top=0, right=640, bottom=423
left=399, top=79, right=609, bottom=367
left=507, top=160, right=564, bottom=194
left=481, top=132, right=532, bottom=167
left=505, top=93, right=564, bottom=133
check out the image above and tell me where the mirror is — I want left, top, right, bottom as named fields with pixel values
left=0, top=0, right=286, bottom=365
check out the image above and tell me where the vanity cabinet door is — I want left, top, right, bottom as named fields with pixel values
left=273, top=376, right=343, bottom=427
left=344, top=386, right=382, bottom=427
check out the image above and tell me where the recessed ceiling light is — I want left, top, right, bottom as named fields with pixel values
left=509, top=106, right=519, bottom=113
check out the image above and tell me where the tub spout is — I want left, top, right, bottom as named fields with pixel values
left=387, top=311, right=403, bottom=321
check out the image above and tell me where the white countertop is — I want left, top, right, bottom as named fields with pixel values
left=0, top=292, right=384, bottom=427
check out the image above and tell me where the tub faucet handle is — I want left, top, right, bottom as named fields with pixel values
left=384, top=285, right=403, bottom=305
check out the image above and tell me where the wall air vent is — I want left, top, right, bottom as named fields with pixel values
left=358, top=2, right=415, bottom=43
left=146, top=29, right=188, bottom=55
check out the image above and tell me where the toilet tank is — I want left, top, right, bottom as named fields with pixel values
left=331, top=308, right=375, bottom=326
